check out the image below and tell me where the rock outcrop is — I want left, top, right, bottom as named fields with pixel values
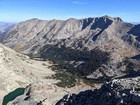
left=56, top=77, right=140, bottom=105
left=7, top=85, right=38, bottom=105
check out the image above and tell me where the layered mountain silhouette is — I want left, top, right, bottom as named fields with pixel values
left=0, top=22, right=15, bottom=33
left=0, top=22, right=15, bottom=42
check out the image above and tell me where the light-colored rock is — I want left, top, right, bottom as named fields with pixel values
left=0, top=44, right=94, bottom=105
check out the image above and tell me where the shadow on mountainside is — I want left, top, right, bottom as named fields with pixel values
left=128, top=24, right=140, bottom=41
left=81, top=17, right=113, bottom=41
left=115, top=54, right=140, bottom=79
left=39, top=45, right=110, bottom=76
left=56, top=79, right=140, bottom=105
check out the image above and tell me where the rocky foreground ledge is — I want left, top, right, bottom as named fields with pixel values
left=6, top=77, right=140, bottom=105
left=56, top=77, right=140, bottom=105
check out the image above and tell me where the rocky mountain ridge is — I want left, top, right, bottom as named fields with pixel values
left=2, top=16, right=139, bottom=55
left=1, top=15, right=140, bottom=82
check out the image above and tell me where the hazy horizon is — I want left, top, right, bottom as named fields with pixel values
left=0, top=0, right=140, bottom=22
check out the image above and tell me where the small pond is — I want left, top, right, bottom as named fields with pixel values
left=2, top=88, right=25, bottom=105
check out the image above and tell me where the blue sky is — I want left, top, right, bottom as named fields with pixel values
left=0, top=0, right=140, bottom=22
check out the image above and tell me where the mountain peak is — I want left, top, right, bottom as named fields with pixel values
left=113, top=17, right=123, bottom=22
left=101, top=15, right=123, bottom=22
left=103, top=15, right=112, bottom=18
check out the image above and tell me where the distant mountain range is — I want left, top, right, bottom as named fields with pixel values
left=0, top=22, right=15, bottom=42
left=0, top=22, right=15, bottom=33
left=131, top=22, right=140, bottom=24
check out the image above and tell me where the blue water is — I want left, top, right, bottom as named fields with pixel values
left=2, top=88, right=25, bottom=105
